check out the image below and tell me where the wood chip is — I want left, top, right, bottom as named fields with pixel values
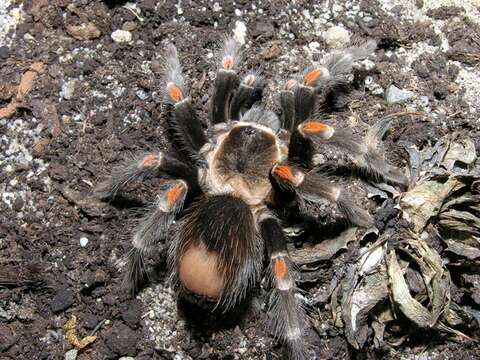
left=0, top=62, right=45, bottom=119
left=64, top=315, right=97, bottom=349
left=66, top=22, right=101, bottom=41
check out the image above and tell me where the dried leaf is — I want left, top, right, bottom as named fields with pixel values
left=64, top=315, right=96, bottom=349
left=444, top=239, right=480, bottom=260
left=442, top=137, right=476, bottom=171
left=371, top=303, right=395, bottom=347
left=401, top=176, right=465, bottom=232
left=31, top=99, right=62, bottom=137
left=61, top=187, right=108, bottom=217
left=66, top=22, right=101, bottom=41
left=342, top=268, right=389, bottom=349
left=0, top=101, right=18, bottom=118
left=17, top=62, right=46, bottom=101
left=440, top=209, right=480, bottom=229
left=289, top=227, right=357, bottom=265
left=341, top=241, right=389, bottom=349
left=0, top=62, right=45, bottom=119
left=386, top=250, right=433, bottom=327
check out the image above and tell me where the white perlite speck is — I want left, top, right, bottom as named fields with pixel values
left=80, top=237, right=89, bottom=247
left=233, top=21, right=247, bottom=45
left=323, top=26, right=351, bottom=48
left=0, top=1, right=23, bottom=47
left=111, top=29, right=132, bottom=44
left=60, top=80, right=76, bottom=100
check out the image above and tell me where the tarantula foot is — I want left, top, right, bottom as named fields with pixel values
left=94, top=152, right=164, bottom=200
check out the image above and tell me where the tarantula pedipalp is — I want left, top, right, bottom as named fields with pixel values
left=95, top=37, right=408, bottom=359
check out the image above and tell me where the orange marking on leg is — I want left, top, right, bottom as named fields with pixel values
left=243, top=74, right=255, bottom=86
left=274, top=165, right=295, bottom=183
left=274, top=258, right=288, bottom=280
left=303, top=68, right=322, bottom=86
left=140, top=154, right=158, bottom=167
left=222, top=55, right=234, bottom=70
left=284, top=79, right=297, bottom=91
left=167, top=83, right=184, bottom=102
left=302, top=121, right=331, bottom=133
left=166, top=183, right=185, bottom=207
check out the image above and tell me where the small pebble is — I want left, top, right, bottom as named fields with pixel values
left=60, top=80, right=76, bottom=100
left=65, top=349, right=78, bottom=360
left=384, top=85, right=414, bottom=103
left=80, top=237, right=89, bottom=247
left=323, top=26, right=350, bottom=48
left=233, top=21, right=247, bottom=45
left=111, top=30, right=132, bottom=44
left=136, top=89, right=148, bottom=100
left=122, top=21, right=137, bottom=32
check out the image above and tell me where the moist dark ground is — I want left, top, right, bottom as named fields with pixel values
left=1, top=1, right=480, bottom=359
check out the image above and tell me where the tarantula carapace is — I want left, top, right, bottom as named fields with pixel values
left=95, top=37, right=408, bottom=359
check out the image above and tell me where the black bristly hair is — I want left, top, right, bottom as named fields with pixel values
left=279, top=79, right=297, bottom=132
left=161, top=44, right=208, bottom=165
left=169, top=194, right=262, bottom=310
left=124, top=180, right=188, bottom=294
left=229, top=73, right=264, bottom=121
left=209, top=37, right=241, bottom=125
left=259, top=215, right=310, bottom=360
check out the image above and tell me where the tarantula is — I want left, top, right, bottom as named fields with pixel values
left=95, top=37, right=408, bottom=359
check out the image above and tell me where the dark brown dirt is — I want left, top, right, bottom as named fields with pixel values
left=1, top=1, right=479, bottom=359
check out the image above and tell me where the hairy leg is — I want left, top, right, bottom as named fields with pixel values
left=271, top=163, right=374, bottom=228
left=259, top=213, right=310, bottom=360
left=124, top=179, right=187, bottom=294
left=94, top=152, right=199, bottom=199
left=162, top=44, right=207, bottom=163
left=209, top=38, right=241, bottom=125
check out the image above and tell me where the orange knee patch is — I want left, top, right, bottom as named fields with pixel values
left=274, top=165, right=295, bottom=184
left=302, top=121, right=331, bottom=133
left=243, top=74, right=256, bottom=86
left=167, top=83, right=184, bottom=102
left=284, top=79, right=297, bottom=91
left=140, top=154, right=158, bottom=167
left=274, top=257, right=288, bottom=280
left=222, top=55, right=234, bottom=70
left=303, top=68, right=322, bottom=86
left=166, top=183, right=185, bottom=206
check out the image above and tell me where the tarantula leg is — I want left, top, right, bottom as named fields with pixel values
left=259, top=215, right=309, bottom=360
left=279, top=79, right=297, bottom=132
left=286, top=40, right=377, bottom=131
left=209, top=37, right=241, bottom=125
left=297, top=120, right=409, bottom=187
left=229, top=73, right=264, bottom=121
left=94, top=152, right=199, bottom=199
left=292, top=68, right=325, bottom=125
left=124, top=180, right=187, bottom=295
left=162, top=44, right=207, bottom=162
left=288, top=125, right=315, bottom=168
left=169, top=195, right=262, bottom=309
left=271, top=163, right=374, bottom=228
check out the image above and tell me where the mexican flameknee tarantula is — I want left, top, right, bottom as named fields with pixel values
left=95, top=37, right=408, bottom=359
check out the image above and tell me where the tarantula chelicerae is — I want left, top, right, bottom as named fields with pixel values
left=95, top=37, right=408, bottom=359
